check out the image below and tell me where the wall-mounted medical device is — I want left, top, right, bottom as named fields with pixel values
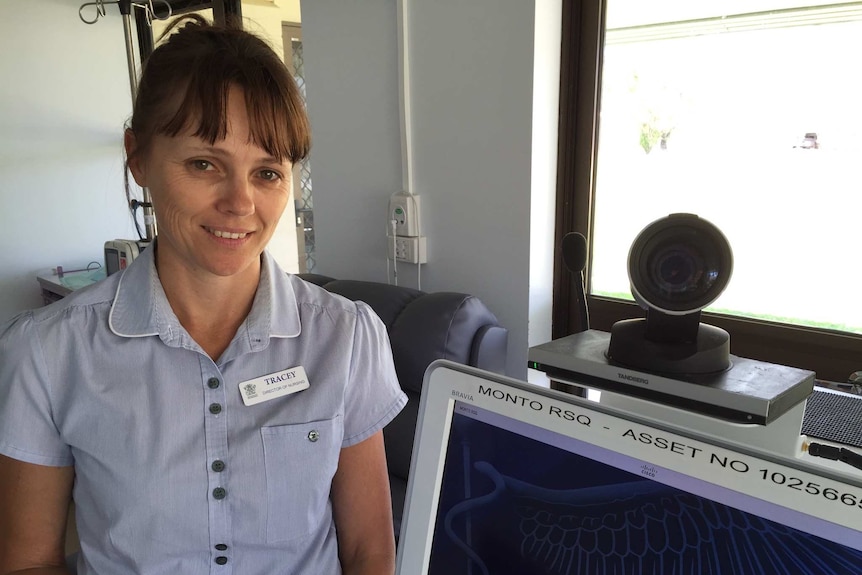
left=105, top=239, right=150, bottom=276
left=388, top=191, right=427, bottom=265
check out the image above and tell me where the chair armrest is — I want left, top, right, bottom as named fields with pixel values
left=470, top=324, right=508, bottom=375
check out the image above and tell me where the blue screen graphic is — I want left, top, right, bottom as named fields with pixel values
left=427, top=409, right=862, bottom=575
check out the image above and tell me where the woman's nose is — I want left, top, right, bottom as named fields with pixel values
left=218, top=175, right=255, bottom=216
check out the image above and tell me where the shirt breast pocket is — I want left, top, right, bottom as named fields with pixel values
left=261, top=416, right=343, bottom=543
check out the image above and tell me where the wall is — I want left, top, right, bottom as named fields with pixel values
left=299, top=0, right=404, bottom=281
left=301, top=0, right=560, bottom=377
left=530, top=0, right=562, bottom=350
left=0, top=1, right=305, bottom=323
left=0, top=0, right=137, bottom=322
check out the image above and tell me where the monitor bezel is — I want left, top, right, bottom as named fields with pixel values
left=396, top=360, right=862, bottom=574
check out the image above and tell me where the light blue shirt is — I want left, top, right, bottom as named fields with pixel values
left=0, top=246, right=407, bottom=575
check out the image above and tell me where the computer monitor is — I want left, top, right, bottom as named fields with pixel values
left=396, top=361, right=862, bottom=574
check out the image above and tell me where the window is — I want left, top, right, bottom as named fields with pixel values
left=555, top=0, right=862, bottom=381
left=282, top=23, right=317, bottom=273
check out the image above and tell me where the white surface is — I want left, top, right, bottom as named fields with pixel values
left=528, top=0, right=563, bottom=350
left=301, top=0, right=556, bottom=377
left=0, top=2, right=136, bottom=321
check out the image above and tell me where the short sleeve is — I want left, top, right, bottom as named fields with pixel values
left=341, top=302, right=407, bottom=447
left=0, top=312, right=73, bottom=466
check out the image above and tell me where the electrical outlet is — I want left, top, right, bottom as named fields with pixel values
left=389, top=192, right=421, bottom=237
left=388, top=235, right=427, bottom=264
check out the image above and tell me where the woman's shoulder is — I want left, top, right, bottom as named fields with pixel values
left=286, top=273, right=360, bottom=314
left=0, top=276, right=121, bottom=368
left=17, top=271, right=122, bottom=329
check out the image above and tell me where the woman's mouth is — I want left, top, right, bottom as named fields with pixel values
left=206, top=227, right=249, bottom=239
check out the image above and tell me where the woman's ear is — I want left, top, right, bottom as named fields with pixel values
left=124, top=129, right=147, bottom=187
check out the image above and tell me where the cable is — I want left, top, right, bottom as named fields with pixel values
left=129, top=199, right=150, bottom=241
left=386, top=252, right=391, bottom=284
left=389, top=220, right=398, bottom=286
left=411, top=193, right=422, bottom=290
left=396, top=193, right=423, bottom=289
left=386, top=222, right=392, bottom=284
left=806, top=442, right=862, bottom=472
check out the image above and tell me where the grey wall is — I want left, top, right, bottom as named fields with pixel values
left=299, top=0, right=405, bottom=279
left=301, top=0, right=541, bottom=378
left=0, top=3, right=312, bottom=324
left=0, top=1, right=136, bottom=322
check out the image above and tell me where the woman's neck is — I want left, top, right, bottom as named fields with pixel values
left=156, top=252, right=262, bottom=361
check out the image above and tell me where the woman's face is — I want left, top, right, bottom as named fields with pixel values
left=126, top=86, right=291, bottom=283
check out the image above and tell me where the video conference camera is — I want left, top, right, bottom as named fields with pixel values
left=607, top=213, right=733, bottom=376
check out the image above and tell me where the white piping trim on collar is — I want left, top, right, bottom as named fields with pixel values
left=108, top=265, right=159, bottom=339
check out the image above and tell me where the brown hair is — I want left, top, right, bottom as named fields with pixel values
left=128, top=14, right=311, bottom=165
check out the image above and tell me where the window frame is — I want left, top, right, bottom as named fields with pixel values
left=553, top=0, right=862, bottom=382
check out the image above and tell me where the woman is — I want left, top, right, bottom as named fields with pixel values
left=0, top=16, right=406, bottom=575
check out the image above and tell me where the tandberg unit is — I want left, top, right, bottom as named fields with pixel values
left=530, top=214, right=813, bottom=425
left=529, top=329, right=813, bottom=425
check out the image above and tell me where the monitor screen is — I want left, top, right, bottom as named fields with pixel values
left=396, top=362, right=862, bottom=575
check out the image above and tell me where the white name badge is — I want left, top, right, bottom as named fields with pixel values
left=239, top=366, right=310, bottom=406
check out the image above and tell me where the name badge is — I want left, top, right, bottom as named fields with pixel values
left=239, top=366, right=310, bottom=406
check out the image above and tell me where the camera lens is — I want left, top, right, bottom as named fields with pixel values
left=653, top=246, right=703, bottom=293
left=628, top=214, right=732, bottom=314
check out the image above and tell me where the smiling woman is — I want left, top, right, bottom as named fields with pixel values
left=124, top=14, right=311, bottom=358
left=142, top=1, right=313, bottom=272
left=0, top=15, right=406, bottom=575
left=126, top=87, right=295, bottom=317
left=126, top=98, right=293, bottom=359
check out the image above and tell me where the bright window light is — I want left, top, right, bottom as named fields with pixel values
left=592, top=0, right=862, bottom=334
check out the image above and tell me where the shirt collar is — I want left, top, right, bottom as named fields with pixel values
left=251, top=251, right=302, bottom=339
left=109, top=245, right=302, bottom=346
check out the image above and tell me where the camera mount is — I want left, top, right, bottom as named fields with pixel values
left=607, top=213, right=734, bottom=375
left=529, top=213, right=814, bottom=424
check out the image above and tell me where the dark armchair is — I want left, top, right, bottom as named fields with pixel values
left=298, top=274, right=509, bottom=533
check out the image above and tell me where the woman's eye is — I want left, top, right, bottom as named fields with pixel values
left=259, top=169, right=282, bottom=182
left=191, top=159, right=213, bottom=171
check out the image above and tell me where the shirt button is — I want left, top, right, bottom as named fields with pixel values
left=209, top=403, right=222, bottom=415
left=307, top=430, right=319, bottom=442
left=208, top=377, right=220, bottom=389
left=215, top=544, right=228, bottom=551
left=211, top=460, right=226, bottom=472
left=215, top=556, right=228, bottom=565
left=212, top=487, right=227, bottom=500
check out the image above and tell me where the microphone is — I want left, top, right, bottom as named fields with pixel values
left=562, top=232, right=589, bottom=333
